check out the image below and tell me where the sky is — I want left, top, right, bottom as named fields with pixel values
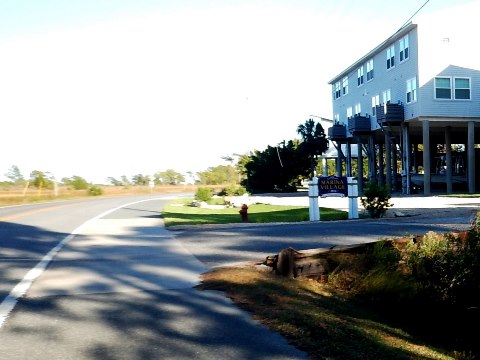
left=0, top=0, right=476, bottom=184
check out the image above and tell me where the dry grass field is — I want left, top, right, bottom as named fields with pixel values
left=0, top=184, right=199, bottom=206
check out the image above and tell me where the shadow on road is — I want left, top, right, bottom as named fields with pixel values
left=0, top=216, right=306, bottom=359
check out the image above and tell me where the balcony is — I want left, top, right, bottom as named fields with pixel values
left=328, top=124, right=347, bottom=141
left=348, top=115, right=371, bottom=135
left=376, top=103, right=404, bottom=126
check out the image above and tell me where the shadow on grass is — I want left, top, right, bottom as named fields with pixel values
left=199, top=267, right=477, bottom=359
left=163, top=206, right=348, bottom=227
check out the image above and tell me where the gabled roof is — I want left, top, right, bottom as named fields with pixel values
left=328, top=22, right=417, bottom=84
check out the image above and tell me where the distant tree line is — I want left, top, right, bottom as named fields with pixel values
left=2, top=119, right=329, bottom=194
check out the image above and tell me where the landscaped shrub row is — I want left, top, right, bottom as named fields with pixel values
left=329, top=212, right=480, bottom=309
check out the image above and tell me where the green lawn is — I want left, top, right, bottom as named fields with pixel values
left=162, top=201, right=348, bottom=227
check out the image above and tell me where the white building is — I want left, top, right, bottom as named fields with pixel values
left=328, top=1, right=480, bottom=194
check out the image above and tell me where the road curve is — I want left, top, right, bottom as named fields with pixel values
left=0, top=195, right=307, bottom=360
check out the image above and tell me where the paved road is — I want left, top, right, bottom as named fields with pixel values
left=0, top=194, right=477, bottom=359
left=0, top=196, right=307, bottom=360
left=174, top=209, right=476, bottom=268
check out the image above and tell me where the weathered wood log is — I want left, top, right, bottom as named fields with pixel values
left=265, top=241, right=382, bottom=279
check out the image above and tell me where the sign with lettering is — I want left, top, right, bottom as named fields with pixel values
left=318, top=176, right=348, bottom=197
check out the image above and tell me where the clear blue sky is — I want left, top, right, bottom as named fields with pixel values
left=0, top=0, right=476, bottom=183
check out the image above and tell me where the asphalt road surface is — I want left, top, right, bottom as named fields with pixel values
left=173, top=209, right=475, bottom=268
left=0, top=195, right=307, bottom=360
left=0, top=194, right=476, bottom=359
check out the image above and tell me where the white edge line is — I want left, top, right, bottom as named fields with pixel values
left=0, top=197, right=169, bottom=328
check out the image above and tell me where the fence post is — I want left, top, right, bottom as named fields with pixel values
left=347, top=177, right=359, bottom=219
left=308, top=177, right=320, bottom=221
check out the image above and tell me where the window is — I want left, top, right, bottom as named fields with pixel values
left=406, top=77, right=417, bottom=103
left=399, top=35, right=409, bottom=62
left=386, top=45, right=395, bottom=69
left=382, top=89, right=391, bottom=104
left=435, top=77, right=471, bottom=100
left=347, top=107, right=353, bottom=118
left=357, top=66, right=364, bottom=86
left=454, top=78, right=470, bottom=99
left=354, top=103, right=361, bottom=116
left=435, top=77, right=451, bottom=99
left=366, top=59, right=374, bottom=81
left=334, top=81, right=341, bottom=99
left=372, top=95, right=380, bottom=116
left=342, top=76, right=349, bottom=95
left=334, top=113, right=340, bottom=123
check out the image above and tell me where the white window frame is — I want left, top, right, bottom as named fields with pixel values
left=406, top=77, right=417, bottom=103
left=371, top=95, right=380, bottom=116
left=334, top=81, right=341, bottom=99
left=334, top=113, right=340, bottom=123
left=347, top=107, right=353, bottom=118
left=382, top=89, right=391, bottom=104
left=434, top=77, right=452, bottom=99
left=386, top=45, right=395, bottom=70
left=454, top=77, right=471, bottom=100
left=354, top=103, right=361, bottom=116
left=342, top=76, right=349, bottom=95
left=357, top=66, right=364, bottom=87
left=366, top=59, right=374, bottom=82
left=399, top=34, right=409, bottom=63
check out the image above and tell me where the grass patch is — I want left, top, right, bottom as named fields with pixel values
left=162, top=201, right=348, bottom=227
left=199, top=265, right=476, bottom=359
left=439, top=193, right=480, bottom=198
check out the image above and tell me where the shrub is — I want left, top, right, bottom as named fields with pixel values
left=220, top=185, right=248, bottom=196
left=88, top=185, right=103, bottom=196
left=360, top=181, right=392, bottom=218
left=402, top=223, right=480, bottom=307
left=366, top=240, right=400, bottom=269
left=195, top=187, right=213, bottom=202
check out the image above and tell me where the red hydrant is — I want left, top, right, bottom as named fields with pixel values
left=239, top=204, right=248, bottom=222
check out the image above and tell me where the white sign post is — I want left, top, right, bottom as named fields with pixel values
left=347, top=177, right=359, bottom=219
left=308, top=176, right=320, bottom=221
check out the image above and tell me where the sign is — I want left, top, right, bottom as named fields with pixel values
left=318, top=176, right=348, bottom=197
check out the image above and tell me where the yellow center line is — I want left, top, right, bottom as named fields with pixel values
left=0, top=203, right=74, bottom=222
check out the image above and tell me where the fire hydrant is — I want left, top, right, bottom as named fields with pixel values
left=239, top=204, right=248, bottom=222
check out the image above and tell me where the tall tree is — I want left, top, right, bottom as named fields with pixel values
left=131, top=174, right=150, bottom=186
left=243, top=140, right=310, bottom=193
left=107, top=177, right=124, bottom=186
left=63, top=175, right=89, bottom=190
left=297, top=119, right=329, bottom=178
left=154, top=169, right=185, bottom=185
left=5, top=165, right=24, bottom=184
left=30, top=170, right=54, bottom=189
left=197, top=165, right=238, bottom=185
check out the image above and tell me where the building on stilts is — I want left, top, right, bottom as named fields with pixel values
left=327, top=2, right=480, bottom=195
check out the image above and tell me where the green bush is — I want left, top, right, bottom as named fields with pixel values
left=195, top=187, right=213, bottom=202
left=220, top=185, right=248, bottom=196
left=366, top=240, right=400, bottom=269
left=360, top=181, right=392, bottom=218
left=402, top=222, right=480, bottom=307
left=88, top=185, right=103, bottom=196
